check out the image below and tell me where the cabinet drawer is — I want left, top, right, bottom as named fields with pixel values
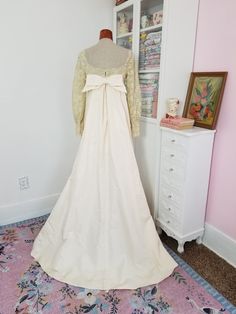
left=160, top=173, right=185, bottom=191
left=161, top=159, right=186, bottom=181
left=159, top=185, right=184, bottom=207
left=161, top=146, right=187, bottom=167
left=161, top=132, right=188, bottom=152
left=158, top=211, right=182, bottom=232
left=159, top=199, right=182, bottom=219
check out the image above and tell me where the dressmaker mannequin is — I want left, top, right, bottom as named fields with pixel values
left=85, top=29, right=129, bottom=70
left=99, top=29, right=113, bottom=40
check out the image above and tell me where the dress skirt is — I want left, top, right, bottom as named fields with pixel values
left=30, top=74, right=177, bottom=290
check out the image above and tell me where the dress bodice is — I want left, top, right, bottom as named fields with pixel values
left=72, top=49, right=141, bottom=137
left=80, top=49, right=131, bottom=77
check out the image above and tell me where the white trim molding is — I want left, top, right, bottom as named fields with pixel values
left=203, top=223, right=236, bottom=268
left=0, top=194, right=58, bottom=227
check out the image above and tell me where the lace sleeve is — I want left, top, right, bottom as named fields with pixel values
left=125, top=52, right=141, bottom=137
left=72, top=52, right=86, bottom=136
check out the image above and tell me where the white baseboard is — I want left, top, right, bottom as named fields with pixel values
left=0, top=193, right=59, bottom=226
left=203, top=223, right=236, bottom=268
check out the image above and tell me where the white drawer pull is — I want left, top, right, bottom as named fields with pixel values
left=169, top=168, right=174, bottom=172
left=171, top=139, right=176, bottom=143
left=170, top=154, right=175, bottom=158
left=167, top=220, right=170, bottom=224
left=168, top=195, right=172, bottom=199
left=168, top=207, right=171, bottom=211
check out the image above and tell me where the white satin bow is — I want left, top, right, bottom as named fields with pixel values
left=82, top=74, right=127, bottom=93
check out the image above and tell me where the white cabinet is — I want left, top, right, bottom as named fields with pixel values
left=113, top=1, right=200, bottom=218
left=156, top=127, right=216, bottom=253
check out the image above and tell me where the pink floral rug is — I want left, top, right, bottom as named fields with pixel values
left=0, top=214, right=235, bottom=314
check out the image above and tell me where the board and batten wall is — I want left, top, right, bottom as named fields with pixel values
left=0, top=0, right=113, bottom=225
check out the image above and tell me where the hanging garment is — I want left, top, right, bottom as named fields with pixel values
left=30, top=50, right=177, bottom=290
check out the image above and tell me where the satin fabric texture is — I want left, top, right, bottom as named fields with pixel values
left=31, top=74, right=177, bottom=290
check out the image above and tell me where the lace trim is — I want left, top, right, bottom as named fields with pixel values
left=82, top=49, right=132, bottom=73
left=72, top=49, right=141, bottom=137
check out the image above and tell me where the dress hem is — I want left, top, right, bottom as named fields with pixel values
left=30, top=251, right=178, bottom=291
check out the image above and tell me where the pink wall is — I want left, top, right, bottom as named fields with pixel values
left=193, top=0, right=236, bottom=239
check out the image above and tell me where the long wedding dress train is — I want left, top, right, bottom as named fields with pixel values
left=31, top=73, right=177, bottom=290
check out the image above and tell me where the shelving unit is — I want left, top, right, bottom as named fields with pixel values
left=114, top=0, right=163, bottom=121
left=113, top=1, right=200, bottom=220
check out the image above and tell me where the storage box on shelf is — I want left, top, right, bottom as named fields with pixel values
left=156, top=126, right=216, bottom=253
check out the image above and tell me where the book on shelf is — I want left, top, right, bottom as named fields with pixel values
left=160, top=116, right=194, bottom=130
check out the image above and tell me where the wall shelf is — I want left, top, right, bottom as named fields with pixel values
left=140, top=24, right=162, bottom=33
left=117, top=32, right=133, bottom=39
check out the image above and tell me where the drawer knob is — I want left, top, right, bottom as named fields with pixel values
left=171, top=139, right=176, bottom=143
left=167, top=220, right=170, bottom=224
left=169, top=168, right=174, bottom=172
left=170, top=154, right=175, bottom=158
left=168, top=207, right=171, bottom=211
left=168, top=195, right=172, bottom=199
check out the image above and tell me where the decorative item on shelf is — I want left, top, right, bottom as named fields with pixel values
left=115, top=0, right=128, bottom=6
left=160, top=97, right=194, bottom=130
left=153, top=10, right=163, bottom=25
left=166, top=98, right=179, bottom=118
left=141, top=14, right=151, bottom=29
left=117, top=12, right=129, bottom=35
left=183, top=72, right=228, bottom=129
left=141, top=15, right=148, bottom=29
left=128, top=18, right=133, bottom=32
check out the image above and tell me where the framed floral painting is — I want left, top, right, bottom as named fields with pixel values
left=183, top=72, right=227, bottom=129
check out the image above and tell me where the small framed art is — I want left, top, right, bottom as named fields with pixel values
left=183, top=72, right=227, bottom=129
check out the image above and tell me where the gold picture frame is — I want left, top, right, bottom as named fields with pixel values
left=183, top=72, right=228, bottom=129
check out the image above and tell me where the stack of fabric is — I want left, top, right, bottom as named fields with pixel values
left=139, top=31, right=162, bottom=70
left=139, top=73, right=159, bottom=118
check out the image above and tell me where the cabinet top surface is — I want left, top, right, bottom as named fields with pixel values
left=160, top=126, right=216, bottom=137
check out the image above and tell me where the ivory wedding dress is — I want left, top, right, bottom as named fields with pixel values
left=30, top=49, right=177, bottom=290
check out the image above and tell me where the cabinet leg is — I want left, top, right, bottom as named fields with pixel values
left=196, top=235, right=203, bottom=245
left=177, top=242, right=184, bottom=253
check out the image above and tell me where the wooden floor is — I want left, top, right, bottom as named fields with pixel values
left=161, top=231, right=236, bottom=306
